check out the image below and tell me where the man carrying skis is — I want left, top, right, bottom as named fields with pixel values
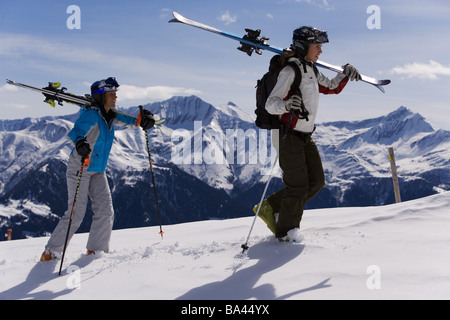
left=256, top=27, right=361, bottom=241
left=40, top=77, right=155, bottom=261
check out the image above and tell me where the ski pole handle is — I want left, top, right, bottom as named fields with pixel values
left=136, top=105, right=144, bottom=127
left=81, top=155, right=90, bottom=167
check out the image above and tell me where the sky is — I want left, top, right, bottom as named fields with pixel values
left=1, top=0, right=450, bottom=129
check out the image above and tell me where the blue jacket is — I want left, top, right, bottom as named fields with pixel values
left=68, top=106, right=138, bottom=172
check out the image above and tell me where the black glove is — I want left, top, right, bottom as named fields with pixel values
left=75, top=138, right=91, bottom=158
left=140, top=109, right=155, bottom=131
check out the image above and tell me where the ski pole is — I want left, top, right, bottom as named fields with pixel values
left=59, top=155, right=89, bottom=276
left=241, top=111, right=295, bottom=254
left=139, top=106, right=165, bottom=239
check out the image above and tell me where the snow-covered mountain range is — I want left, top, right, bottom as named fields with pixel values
left=1, top=96, right=449, bottom=240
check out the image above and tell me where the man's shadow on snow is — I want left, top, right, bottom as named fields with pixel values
left=176, top=240, right=331, bottom=300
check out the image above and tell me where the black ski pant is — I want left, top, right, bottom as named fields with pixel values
left=268, top=132, right=325, bottom=238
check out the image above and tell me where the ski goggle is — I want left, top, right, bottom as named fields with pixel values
left=294, top=27, right=329, bottom=45
left=300, top=32, right=328, bottom=44
left=312, top=30, right=329, bottom=44
left=91, top=77, right=120, bottom=95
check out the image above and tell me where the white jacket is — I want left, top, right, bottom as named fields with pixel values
left=266, top=57, right=348, bottom=133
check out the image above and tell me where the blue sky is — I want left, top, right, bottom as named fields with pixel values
left=1, top=0, right=450, bottom=129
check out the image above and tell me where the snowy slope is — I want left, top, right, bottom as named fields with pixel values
left=1, top=192, right=449, bottom=300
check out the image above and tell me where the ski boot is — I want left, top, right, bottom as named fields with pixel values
left=253, top=199, right=276, bottom=234
left=277, top=236, right=292, bottom=243
left=40, top=250, right=56, bottom=262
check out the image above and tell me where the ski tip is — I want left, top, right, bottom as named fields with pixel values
left=169, top=11, right=182, bottom=23
left=373, top=79, right=392, bottom=93
left=376, top=85, right=386, bottom=94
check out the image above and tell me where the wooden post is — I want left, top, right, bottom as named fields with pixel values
left=388, top=147, right=401, bottom=203
left=6, top=229, right=12, bottom=241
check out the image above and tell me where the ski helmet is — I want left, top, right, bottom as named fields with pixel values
left=91, top=77, right=119, bottom=106
left=292, top=26, right=329, bottom=57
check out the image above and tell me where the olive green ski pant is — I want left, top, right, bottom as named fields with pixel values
left=268, top=132, right=325, bottom=238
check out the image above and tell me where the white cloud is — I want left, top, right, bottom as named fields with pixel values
left=294, top=0, right=334, bottom=10
left=0, top=84, right=19, bottom=92
left=391, top=60, right=450, bottom=80
left=0, top=32, right=180, bottom=82
left=266, top=13, right=274, bottom=20
left=0, top=33, right=107, bottom=65
left=217, top=11, right=237, bottom=25
left=118, top=84, right=201, bottom=102
left=159, top=8, right=171, bottom=19
left=6, top=103, right=29, bottom=110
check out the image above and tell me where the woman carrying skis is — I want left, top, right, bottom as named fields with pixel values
left=40, top=77, right=155, bottom=261
left=256, top=27, right=361, bottom=241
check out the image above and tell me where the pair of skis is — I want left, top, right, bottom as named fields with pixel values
left=169, top=11, right=391, bottom=93
left=7, top=11, right=390, bottom=102
left=5, top=79, right=165, bottom=126
left=6, top=80, right=94, bottom=108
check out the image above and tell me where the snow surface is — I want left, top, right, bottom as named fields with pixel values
left=1, top=192, right=450, bottom=300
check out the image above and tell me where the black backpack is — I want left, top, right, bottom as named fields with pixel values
left=255, top=55, right=303, bottom=130
left=255, top=55, right=318, bottom=130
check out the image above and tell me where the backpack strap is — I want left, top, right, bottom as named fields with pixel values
left=287, top=61, right=302, bottom=96
left=286, top=61, right=309, bottom=122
